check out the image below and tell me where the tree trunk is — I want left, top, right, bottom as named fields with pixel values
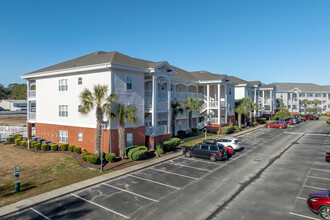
left=189, top=110, right=192, bottom=131
left=172, top=115, right=176, bottom=137
left=238, top=114, right=242, bottom=128
left=118, top=122, right=125, bottom=159
left=304, top=104, right=306, bottom=114
left=95, top=107, right=102, bottom=155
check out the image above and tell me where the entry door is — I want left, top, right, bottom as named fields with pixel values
left=127, top=133, right=133, bottom=147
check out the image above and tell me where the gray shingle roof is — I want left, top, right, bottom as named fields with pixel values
left=228, top=76, right=248, bottom=84
left=270, top=83, right=330, bottom=92
left=190, top=71, right=226, bottom=81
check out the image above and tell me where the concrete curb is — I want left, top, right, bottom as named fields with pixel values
left=0, top=124, right=264, bottom=217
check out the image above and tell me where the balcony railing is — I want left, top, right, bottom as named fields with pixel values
left=145, top=90, right=203, bottom=101
left=29, top=112, right=36, bottom=120
left=29, top=90, right=36, bottom=98
left=208, top=117, right=226, bottom=124
left=145, top=125, right=169, bottom=135
left=145, top=101, right=168, bottom=111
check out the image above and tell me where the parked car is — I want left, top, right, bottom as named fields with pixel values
left=216, top=137, right=241, bottom=150
left=203, top=139, right=235, bottom=156
left=183, top=143, right=228, bottom=161
left=293, top=115, right=303, bottom=123
left=307, top=190, right=330, bottom=219
left=284, top=117, right=298, bottom=124
left=265, top=121, right=287, bottom=129
left=305, top=115, right=319, bottom=120
left=325, top=152, right=330, bottom=162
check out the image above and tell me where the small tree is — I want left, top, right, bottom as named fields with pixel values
left=111, top=104, right=137, bottom=159
left=274, top=109, right=291, bottom=120
left=312, top=99, right=321, bottom=114
left=235, top=102, right=248, bottom=128
left=184, top=97, right=201, bottom=131
left=79, top=85, right=116, bottom=155
left=171, top=102, right=184, bottom=137
left=300, top=99, right=310, bottom=114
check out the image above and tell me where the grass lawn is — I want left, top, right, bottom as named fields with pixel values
left=0, top=143, right=104, bottom=207
left=179, top=134, right=222, bottom=147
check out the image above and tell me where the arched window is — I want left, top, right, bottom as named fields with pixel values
left=78, top=77, right=82, bottom=85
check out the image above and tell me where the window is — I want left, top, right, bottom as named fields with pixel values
left=59, top=130, right=68, bottom=143
left=210, top=146, right=218, bottom=151
left=229, top=88, right=232, bottom=95
left=59, top=79, right=68, bottom=91
left=126, top=75, right=132, bottom=90
left=127, top=133, right=133, bottom=147
left=307, top=93, right=313, bottom=97
left=78, top=132, right=83, bottom=141
left=323, top=93, right=327, bottom=97
left=59, top=105, right=68, bottom=117
left=201, top=145, right=209, bottom=151
left=78, top=77, right=82, bottom=85
left=193, top=145, right=201, bottom=150
left=315, top=93, right=321, bottom=97
left=299, top=93, right=305, bottom=97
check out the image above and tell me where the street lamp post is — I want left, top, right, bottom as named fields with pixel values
left=100, top=122, right=105, bottom=172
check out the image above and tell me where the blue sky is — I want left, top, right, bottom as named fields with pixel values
left=0, top=0, right=329, bottom=86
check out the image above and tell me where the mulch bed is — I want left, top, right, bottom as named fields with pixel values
left=10, top=144, right=176, bottom=172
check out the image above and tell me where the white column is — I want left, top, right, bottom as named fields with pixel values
left=167, top=79, right=171, bottom=135
left=218, top=84, right=221, bottom=125
left=291, top=92, right=293, bottom=113
left=262, top=90, right=265, bottom=114
left=185, top=84, right=189, bottom=130
left=270, top=90, right=273, bottom=114
left=254, top=87, right=257, bottom=118
left=152, top=75, right=157, bottom=136
left=207, top=84, right=210, bottom=117
left=173, top=84, right=176, bottom=100
left=196, top=86, right=198, bottom=126
left=225, top=84, right=228, bottom=123
left=27, top=80, right=30, bottom=121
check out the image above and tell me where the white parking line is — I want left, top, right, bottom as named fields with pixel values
left=101, top=183, right=159, bottom=202
left=297, top=197, right=307, bottom=200
left=308, top=176, right=330, bottom=181
left=168, top=161, right=211, bottom=172
left=127, top=174, right=181, bottom=190
left=306, top=133, right=329, bottom=136
left=311, top=168, right=330, bottom=173
left=304, top=185, right=327, bottom=190
left=313, top=161, right=329, bottom=165
left=148, top=167, right=198, bottom=180
left=284, top=132, right=304, bottom=135
left=180, top=156, right=218, bottom=165
left=71, top=193, right=129, bottom=219
left=289, top=212, right=320, bottom=220
left=30, top=208, right=52, bottom=220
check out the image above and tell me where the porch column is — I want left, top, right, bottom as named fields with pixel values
left=262, top=90, right=265, bottom=113
left=225, top=84, right=228, bottom=123
left=27, top=80, right=30, bottom=121
left=196, top=86, right=198, bottom=126
left=167, top=79, right=171, bottom=135
left=207, top=84, right=210, bottom=120
left=152, top=75, right=157, bottom=137
left=270, top=90, right=273, bottom=114
left=173, top=83, right=176, bottom=100
left=254, top=87, right=257, bottom=118
left=185, top=84, right=189, bottom=130
left=218, top=84, right=221, bottom=125
left=291, top=92, right=293, bottom=113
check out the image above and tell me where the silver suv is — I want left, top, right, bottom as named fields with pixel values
left=216, top=137, right=241, bottom=150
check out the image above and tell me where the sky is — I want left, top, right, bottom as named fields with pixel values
left=0, top=0, right=330, bottom=86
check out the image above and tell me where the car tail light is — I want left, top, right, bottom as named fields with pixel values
left=233, top=142, right=237, bottom=145
left=326, top=154, right=330, bottom=157
left=218, top=152, right=222, bottom=155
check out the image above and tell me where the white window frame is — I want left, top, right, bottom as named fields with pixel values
left=59, top=79, right=68, bottom=91
left=126, top=75, right=133, bottom=91
left=78, top=77, right=82, bottom=85
left=127, top=133, right=133, bottom=147
left=59, top=130, right=68, bottom=143
left=59, top=105, right=68, bottom=117
left=78, top=132, right=83, bottom=141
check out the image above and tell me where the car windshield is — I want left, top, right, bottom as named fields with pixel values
left=234, top=140, right=239, bottom=143
left=278, top=121, right=285, bottom=124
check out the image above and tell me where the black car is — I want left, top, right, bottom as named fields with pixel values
left=325, top=152, right=330, bottom=162
left=183, top=143, right=227, bottom=161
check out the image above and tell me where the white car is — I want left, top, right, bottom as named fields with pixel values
left=216, top=137, right=241, bottom=150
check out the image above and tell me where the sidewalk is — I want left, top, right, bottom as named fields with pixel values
left=0, top=124, right=264, bottom=217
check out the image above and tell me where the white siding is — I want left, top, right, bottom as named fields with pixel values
left=234, top=87, right=245, bottom=100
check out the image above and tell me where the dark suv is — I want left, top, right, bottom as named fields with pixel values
left=183, top=143, right=227, bottom=161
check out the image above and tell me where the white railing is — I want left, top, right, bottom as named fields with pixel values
left=0, top=126, right=27, bottom=135
left=29, top=90, right=36, bottom=98
left=145, top=125, right=169, bottom=135
left=197, top=120, right=206, bottom=129
left=145, top=90, right=168, bottom=100
left=29, top=112, right=36, bottom=120
left=200, top=103, right=207, bottom=113
left=174, top=92, right=186, bottom=100
left=157, top=101, right=168, bottom=109
left=210, top=101, right=218, bottom=107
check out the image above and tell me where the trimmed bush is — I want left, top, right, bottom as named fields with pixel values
left=105, top=153, right=116, bottom=162
left=74, top=147, right=82, bottom=154
left=257, top=118, right=267, bottom=124
left=162, top=138, right=181, bottom=151
left=131, top=149, right=148, bottom=161
left=234, top=125, right=242, bottom=131
left=41, top=144, right=49, bottom=151
left=19, top=141, right=28, bottom=147
left=31, top=141, right=38, bottom=148
left=252, top=121, right=258, bottom=126
left=156, top=147, right=164, bottom=154
left=34, top=143, right=41, bottom=150
left=61, top=144, right=69, bottom=151
left=13, top=134, right=22, bottom=139
left=327, top=119, right=330, bottom=125
left=128, top=146, right=147, bottom=160
left=125, top=145, right=138, bottom=157
left=6, top=137, right=14, bottom=143
left=82, top=150, right=88, bottom=162
left=177, top=130, right=187, bottom=139
left=222, top=126, right=235, bottom=134
left=86, top=154, right=100, bottom=164
left=68, top=145, right=75, bottom=152
left=15, top=139, right=21, bottom=145
left=51, top=144, right=58, bottom=151
left=191, top=128, right=199, bottom=135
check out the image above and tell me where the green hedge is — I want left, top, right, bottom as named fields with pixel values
left=125, top=145, right=138, bottom=157
left=131, top=149, right=148, bottom=161
left=13, top=134, right=22, bottom=139
left=257, top=118, right=267, bottom=124
left=51, top=144, right=58, bottom=151
left=34, top=143, right=41, bottom=150
left=6, top=137, right=14, bottom=143
left=327, top=119, right=330, bottom=125
left=68, top=145, right=75, bottom=152
left=105, top=153, right=116, bottom=162
left=162, top=138, right=181, bottom=151
left=31, top=141, right=38, bottom=148
left=128, top=146, right=147, bottom=160
left=19, top=141, right=28, bottom=147
left=82, top=150, right=88, bottom=161
left=86, top=154, right=100, bottom=164
left=74, top=147, right=82, bottom=154
left=234, top=125, right=242, bottom=131
left=252, top=121, right=258, bottom=126
left=222, top=126, right=235, bottom=134
left=15, top=139, right=21, bottom=145
left=61, top=144, right=69, bottom=151
left=41, top=144, right=49, bottom=151
left=156, top=147, right=164, bottom=154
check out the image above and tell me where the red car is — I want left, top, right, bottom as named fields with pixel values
left=225, top=146, right=235, bottom=156
left=307, top=190, right=330, bottom=219
left=265, top=121, right=287, bottom=129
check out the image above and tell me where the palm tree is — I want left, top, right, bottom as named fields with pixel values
left=111, top=104, right=137, bottom=159
left=79, top=85, right=116, bottom=155
left=300, top=99, right=310, bottom=114
left=171, top=102, right=184, bottom=137
left=241, top=98, right=253, bottom=125
left=251, top=103, right=259, bottom=122
left=184, top=97, right=201, bottom=131
left=312, top=99, right=322, bottom=114
left=235, top=103, right=248, bottom=128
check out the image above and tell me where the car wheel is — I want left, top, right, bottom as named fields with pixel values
left=319, top=206, right=330, bottom=220
left=267, top=125, right=270, bottom=128
left=210, top=155, right=217, bottom=162
left=279, top=126, right=283, bottom=129
left=185, top=151, right=191, bottom=158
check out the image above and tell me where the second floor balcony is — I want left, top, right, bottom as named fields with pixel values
left=145, top=90, right=203, bottom=101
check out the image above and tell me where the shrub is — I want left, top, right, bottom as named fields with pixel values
left=51, top=144, right=58, bottom=151
left=87, top=154, right=100, bottom=164
left=125, top=145, right=138, bottom=157
left=131, top=149, right=148, bottom=161
left=19, top=141, right=28, bottom=147
left=34, top=143, right=41, bottom=150
left=234, top=125, right=242, bottom=131
left=31, top=141, right=38, bottom=148
left=163, top=138, right=181, bottom=151
left=156, top=147, right=164, bottom=154
left=177, top=130, right=187, bottom=139
left=82, top=150, right=88, bottom=162
left=6, top=137, right=14, bottom=143
left=74, top=147, right=82, bottom=154
left=252, top=121, right=258, bottom=126
left=327, top=119, right=330, bottom=125
left=191, top=128, right=199, bottom=135
left=13, top=134, right=22, bottom=139
left=222, top=126, right=235, bottom=134
left=68, top=145, right=75, bottom=152
left=61, top=144, right=69, bottom=151
left=128, top=146, right=147, bottom=160
left=41, top=144, right=49, bottom=151
left=217, top=131, right=220, bottom=135
left=15, top=139, right=21, bottom=145
left=257, top=118, right=267, bottom=124
left=105, top=153, right=116, bottom=162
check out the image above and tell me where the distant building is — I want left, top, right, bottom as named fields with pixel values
left=0, top=100, right=27, bottom=111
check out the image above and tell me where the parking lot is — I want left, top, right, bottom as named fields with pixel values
left=3, top=119, right=329, bottom=220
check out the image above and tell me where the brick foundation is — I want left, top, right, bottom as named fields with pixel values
left=35, top=123, right=145, bottom=155
left=326, top=112, right=330, bottom=115
left=147, top=134, right=171, bottom=151
left=27, top=123, right=32, bottom=138
left=207, top=124, right=221, bottom=134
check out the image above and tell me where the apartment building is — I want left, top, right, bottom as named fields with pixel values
left=229, top=76, right=276, bottom=118
left=22, top=51, right=236, bottom=154
left=271, top=83, right=330, bottom=115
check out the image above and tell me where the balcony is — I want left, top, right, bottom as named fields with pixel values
left=145, top=90, right=204, bottom=101
left=208, top=117, right=226, bottom=124
left=29, top=112, right=36, bottom=121
left=145, top=101, right=168, bottom=111
left=28, top=90, right=36, bottom=98
left=145, top=125, right=169, bottom=135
